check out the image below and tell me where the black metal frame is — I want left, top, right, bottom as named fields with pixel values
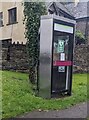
left=51, top=18, right=75, bottom=97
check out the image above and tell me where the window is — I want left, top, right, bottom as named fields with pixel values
left=0, top=12, right=3, bottom=27
left=8, top=7, right=17, bottom=24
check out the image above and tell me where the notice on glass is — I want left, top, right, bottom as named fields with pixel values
left=60, top=53, right=65, bottom=61
left=58, top=66, right=65, bottom=72
left=57, top=40, right=64, bottom=53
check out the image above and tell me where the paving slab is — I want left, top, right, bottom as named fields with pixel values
left=18, top=102, right=88, bottom=118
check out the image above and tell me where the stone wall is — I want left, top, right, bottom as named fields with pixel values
left=1, top=41, right=29, bottom=73
left=76, top=18, right=89, bottom=44
left=76, top=19, right=86, bottom=34
left=73, top=44, right=88, bottom=73
left=1, top=41, right=88, bottom=73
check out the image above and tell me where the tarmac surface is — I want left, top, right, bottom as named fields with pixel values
left=18, top=102, right=88, bottom=118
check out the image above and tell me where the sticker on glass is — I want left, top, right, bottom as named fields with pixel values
left=60, top=53, right=65, bottom=61
left=57, top=40, right=64, bottom=53
left=58, top=66, right=65, bottom=72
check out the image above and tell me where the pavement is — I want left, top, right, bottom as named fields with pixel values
left=18, top=102, right=88, bottom=118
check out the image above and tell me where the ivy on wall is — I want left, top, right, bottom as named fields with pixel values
left=75, top=30, right=86, bottom=45
left=23, top=2, right=47, bottom=84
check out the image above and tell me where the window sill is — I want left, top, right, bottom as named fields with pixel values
left=6, top=22, right=18, bottom=26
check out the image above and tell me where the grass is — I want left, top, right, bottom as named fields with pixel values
left=1, top=70, right=88, bottom=118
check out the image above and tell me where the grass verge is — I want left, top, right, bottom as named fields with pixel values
left=1, top=70, right=88, bottom=118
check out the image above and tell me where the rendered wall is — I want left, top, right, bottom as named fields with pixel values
left=0, top=2, right=26, bottom=44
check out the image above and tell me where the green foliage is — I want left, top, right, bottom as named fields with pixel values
left=75, top=30, right=86, bottom=45
left=23, top=2, right=47, bottom=83
left=75, top=30, right=85, bottom=39
left=2, top=70, right=87, bottom=118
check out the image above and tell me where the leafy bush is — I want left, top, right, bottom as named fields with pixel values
left=75, top=30, right=86, bottom=45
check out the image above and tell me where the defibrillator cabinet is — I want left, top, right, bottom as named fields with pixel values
left=38, top=15, right=76, bottom=98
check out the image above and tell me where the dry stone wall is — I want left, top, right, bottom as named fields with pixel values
left=1, top=41, right=29, bottom=73
left=73, top=44, right=88, bottom=73
left=1, top=41, right=88, bottom=73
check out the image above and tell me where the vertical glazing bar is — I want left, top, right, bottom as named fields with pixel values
left=66, top=66, right=69, bottom=90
